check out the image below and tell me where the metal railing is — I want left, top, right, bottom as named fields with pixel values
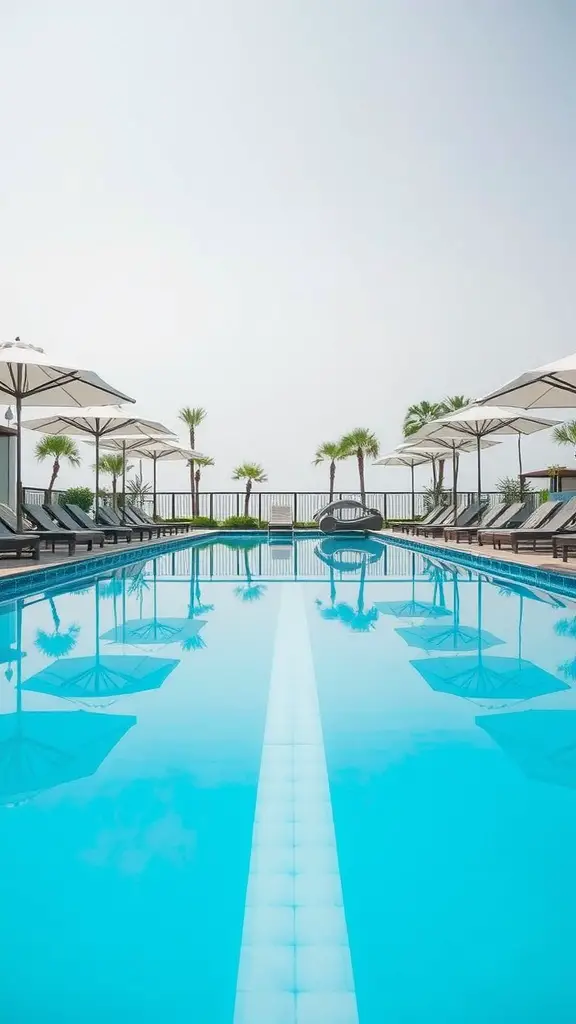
left=23, top=488, right=530, bottom=520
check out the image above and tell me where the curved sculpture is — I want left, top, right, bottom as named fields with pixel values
left=314, top=499, right=384, bottom=534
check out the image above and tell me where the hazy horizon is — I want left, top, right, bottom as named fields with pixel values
left=2, top=2, right=576, bottom=495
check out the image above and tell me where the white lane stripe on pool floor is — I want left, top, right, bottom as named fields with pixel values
left=234, top=583, right=359, bottom=1024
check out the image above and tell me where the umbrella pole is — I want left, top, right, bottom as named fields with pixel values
left=15, top=374, right=23, bottom=533
left=476, top=434, right=482, bottom=505
left=153, top=455, right=157, bottom=519
left=452, top=442, right=458, bottom=512
left=517, top=433, right=524, bottom=498
left=16, top=598, right=22, bottom=713
left=95, top=424, right=100, bottom=516
left=122, top=440, right=127, bottom=512
left=410, top=464, right=415, bottom=520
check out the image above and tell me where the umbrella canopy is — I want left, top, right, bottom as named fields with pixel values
left=478, top=353, right=576, bottom=409
left=376, top=553, right=450, bottom=620
left=396, top=571, right=503, bottom=651
left=409, top=405, right=559, bottom=502
left=100, top=436, right=203, bottom=518
left=23, top=654, right=177, bottom=701
left=0, top=708, right=135, bottom=805
left=22, top=406, right=175, bottom=511
left=476, top=710, right=576, bottom=790
left=412, top=655, right=568, bottom=702
left=23, top=580, right=179, bottom=705
left=375, top=447, right=452, bottom=519
left=398, top=436, right=501, bottom=512
left=100, top=617, right=206, bottom=646
left=0, top=338, right=135, bottom=529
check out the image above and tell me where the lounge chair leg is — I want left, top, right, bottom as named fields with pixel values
left=564, top=550, right=568, bottom=563
left=33, top=543, right=40, bottom=560
left=88, top=541, right=93, bottom=551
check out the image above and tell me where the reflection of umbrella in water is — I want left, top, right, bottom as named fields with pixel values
left=396, top=572, right=504, bottom=652
left=0, top=707, right=136, bottom=806
left=100, top=560, right=207, bottom=647
left=23, top=581, right=179, bottom=704
left=376, top=552, right=451, bottom=620
left=477, top=710, right=576, bottom=790
left=411, top=580, right=568, bottom=705
left=314, top=537, right=385, bottom=574
left=0, top=602, right=136, bottom=805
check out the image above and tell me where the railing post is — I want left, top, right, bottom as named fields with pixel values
left=236, top=492, right=240, bottom=517
left=171, top=492, right=176, bottom=520
left=383, top=492, right=388, bottom=522
left=294, top=492, right=298, bottom=523
left=258, top=492, right=262, bottom=522
left=209, top=492, right=213, bottom=520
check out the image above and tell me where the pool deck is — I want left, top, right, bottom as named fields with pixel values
left=0, top=529, right=216, bottom=579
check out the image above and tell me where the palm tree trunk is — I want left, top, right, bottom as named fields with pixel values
left=329, top=460, right=335, bottom=502
left=48, top=597, right=60, bottom=631
left=244, top=479, right=252, bottom=517
left=189, top=427, right=196, bottom=515
left=357, top=449, right=365, bottom=504
left=112, top=476, right=117, bottom=509
left=46, top=457, right=60, bottom=502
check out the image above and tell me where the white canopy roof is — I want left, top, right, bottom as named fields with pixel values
left=479, top=353, right=576, bottom=409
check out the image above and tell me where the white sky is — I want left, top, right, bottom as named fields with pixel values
left=2, top=1, right=576, bottom=495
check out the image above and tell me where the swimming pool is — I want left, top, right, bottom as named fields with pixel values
left=1, top=533, right=576, bottom=1022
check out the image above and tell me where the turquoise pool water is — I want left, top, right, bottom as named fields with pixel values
left=1, top=534, right=576, bottom=1022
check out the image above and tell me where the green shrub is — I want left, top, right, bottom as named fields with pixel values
left=189, top=516, right=219, bottom=528
left=294, top=521, right=319, bottom=528
left=62, top=486, right=94, bottom=512
left=221, top=515, right=264, bottom=529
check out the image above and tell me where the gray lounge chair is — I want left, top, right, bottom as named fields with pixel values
left=98, top=505, right=156, bottom=540
left=23, top=503, right=104, bottom=552
left=0, top=520, right=40, bottom=559
left=0, top=504, right=77, bottom=555
left=443, top=501, right=527, bottom=543
left=414, top=502, right=471, bottom=536
left=269, top=504, right=294, bottom=534
left=125, top=503, right=190, bottom=534
left=478, top=499, right=560, bottom=547
left=489, top=497, right=576, bottom=552
left=65, top=504, right=133, bottom=544
left=391, top=503, right=447, bottom=533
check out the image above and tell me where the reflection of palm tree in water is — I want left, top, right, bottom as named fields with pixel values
left=182, top=548, right=214, bottom=650
left=317, top=560, right=378, bottom=632
left=234, top=544, right=267, bottom=603
left=35, top=597, right=80, bottom=660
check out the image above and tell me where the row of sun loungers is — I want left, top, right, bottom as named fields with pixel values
left=0, top=501, right=198, bottom=562
left=392, top=496, right=576, bottom=559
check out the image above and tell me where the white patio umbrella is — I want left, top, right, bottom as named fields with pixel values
left=375, top=447, right=453, bottom=519
left=21, top=406, right=174, bottom=512
left=409, top=406, right=559, bottom=503
left=0, top=338, right=135, bottom=530
left=100, top=437, right=204, bottom=517
left=397, top=437, right=501, bottom=511
left=479, top=353, right=576, bottom=409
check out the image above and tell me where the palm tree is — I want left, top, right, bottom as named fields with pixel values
left=178, top=406, right=207, bottom=514
left=313, top=441, right=346, bottom=501
left=194, top=456, right=215, bottom=517
left=340, top=429, right=380, bottom=504
left=233, top=463, right=267, bottom=517
left=554, top=421, right=576, bottom=452
left=403, top=401, right=445, bottom=489
left=97, top=454, right=132, bottom=509
left=442, top=395, right=473, bottom=413
left=34, top=435, right=81, bottom=500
